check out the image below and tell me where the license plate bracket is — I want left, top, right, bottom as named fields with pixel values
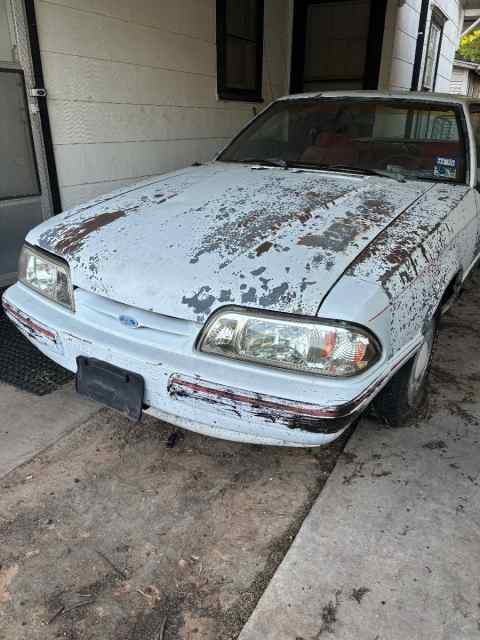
left=76, top=356, right=144, bottom=421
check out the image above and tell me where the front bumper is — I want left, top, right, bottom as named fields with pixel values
left=2, top=284, right=406, bottom=447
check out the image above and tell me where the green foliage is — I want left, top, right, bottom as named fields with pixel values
left=457, top=30, right=480, bottom=64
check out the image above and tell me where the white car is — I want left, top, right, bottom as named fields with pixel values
left=4, top=91, right=480, bottom=446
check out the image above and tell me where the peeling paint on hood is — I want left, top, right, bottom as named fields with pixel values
left=28, top=162, right=433, bottom=322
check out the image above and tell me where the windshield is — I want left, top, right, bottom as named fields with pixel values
left=219, top=98, right=467, bottom=184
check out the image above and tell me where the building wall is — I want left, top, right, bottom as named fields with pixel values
left=470, top=73, right=480, bottom=97
left=450, top=65, right=470, bottom=94
left=34, top=0, right=291, bottom=210
left=388, top=0, right=462, bottom=92
left=33, top=0, right=464, bottom=212
left=450, top=65, right=480, bottom=97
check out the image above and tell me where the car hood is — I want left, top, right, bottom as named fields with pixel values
left=29, top=163, right=432, bottom=322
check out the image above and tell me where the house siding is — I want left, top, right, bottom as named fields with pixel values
left=34, top=0, right=291, bottom=209
left=450, top=66, right=469, bottom=94
left=388, top=0, right=462, bottom=92
left=450, top=65, right=480, bottom=97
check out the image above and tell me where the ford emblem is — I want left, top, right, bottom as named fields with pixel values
left=119, top=314, right=139, bottom=329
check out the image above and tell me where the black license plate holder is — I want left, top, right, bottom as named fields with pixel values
left=76, top=356, right=144, bottom=421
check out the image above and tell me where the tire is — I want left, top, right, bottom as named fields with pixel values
left=373, top=315, right=438, bottom=427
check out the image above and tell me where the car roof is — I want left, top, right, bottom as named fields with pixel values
left=277, top=89, right=480, bottom=105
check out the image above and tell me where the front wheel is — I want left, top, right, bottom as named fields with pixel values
left=373, top=316, right=438, bottom=427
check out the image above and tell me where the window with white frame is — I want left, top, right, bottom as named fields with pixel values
left=422, top=8, right=446, bottom=91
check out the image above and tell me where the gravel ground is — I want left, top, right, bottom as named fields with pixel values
left=0, top=409, right=348, bottom=639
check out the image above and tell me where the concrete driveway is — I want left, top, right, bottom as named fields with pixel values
left=240, top=270, right=480, bottom=639
left=0, top=383, right=98, bottom=478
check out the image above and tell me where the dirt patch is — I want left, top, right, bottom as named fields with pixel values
left=0, top=564, right=18, bottom=604
left=0, top=412, right=348, bottom=639
left=316, top=590, right=342, bottom=637
left=422, top=440, right=447, bottom=451
left=350, top=587, right=370, bottom=604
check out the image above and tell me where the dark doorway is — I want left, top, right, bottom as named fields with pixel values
left=290, top=0, right=387, bottom=94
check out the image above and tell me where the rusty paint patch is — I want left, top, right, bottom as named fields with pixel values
left=167, top=375, right=353, bottom=434
left=256, top=241, right=273, bottom=257
left=3, top=299, right=62, bottom=351
left=186, top=175, right=358, bottom=267
left=347, top=183, right=473, bottom=350
left=40, top=210, right=128, bottom=257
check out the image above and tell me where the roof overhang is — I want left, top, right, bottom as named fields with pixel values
left=454, top=58, right=480, bottom=74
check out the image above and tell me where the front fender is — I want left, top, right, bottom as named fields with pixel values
left=318, top=275, right=393, bottom=358
left=346, top=184, right=477, bottom=354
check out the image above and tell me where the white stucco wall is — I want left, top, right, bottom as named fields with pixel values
left=35, top=0, right=291, bottom=210
left=388, top=0, right=463, bottom=92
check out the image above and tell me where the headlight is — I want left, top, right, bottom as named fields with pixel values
left=198, top=308, right=380, bottom=377
left=18, top=244, right=75, bottom=311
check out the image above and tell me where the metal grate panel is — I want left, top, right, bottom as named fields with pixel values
left=0, top=289, right=73, bottom=395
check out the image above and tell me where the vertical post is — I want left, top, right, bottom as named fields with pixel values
left=410, top=0, right=430, bottom=91
left=23, top=0, right=62, bottom=214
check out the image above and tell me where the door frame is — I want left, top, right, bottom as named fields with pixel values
left=23, top=0, right=61, bottom=215
left=0, top=0, right=61, bottom=286
left=289, top=0, right=388, bottom=94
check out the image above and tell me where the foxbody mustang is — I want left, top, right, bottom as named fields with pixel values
left=4, top=91, right=480, bottom=446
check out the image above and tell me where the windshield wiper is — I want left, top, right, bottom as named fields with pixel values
left=238, top=157, right=288, bottom=168
left=327, top=164, right=407, bottom=183
left=285, top=161, right=407, bottom=183
left=232, top=158, right=407, bottom=182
